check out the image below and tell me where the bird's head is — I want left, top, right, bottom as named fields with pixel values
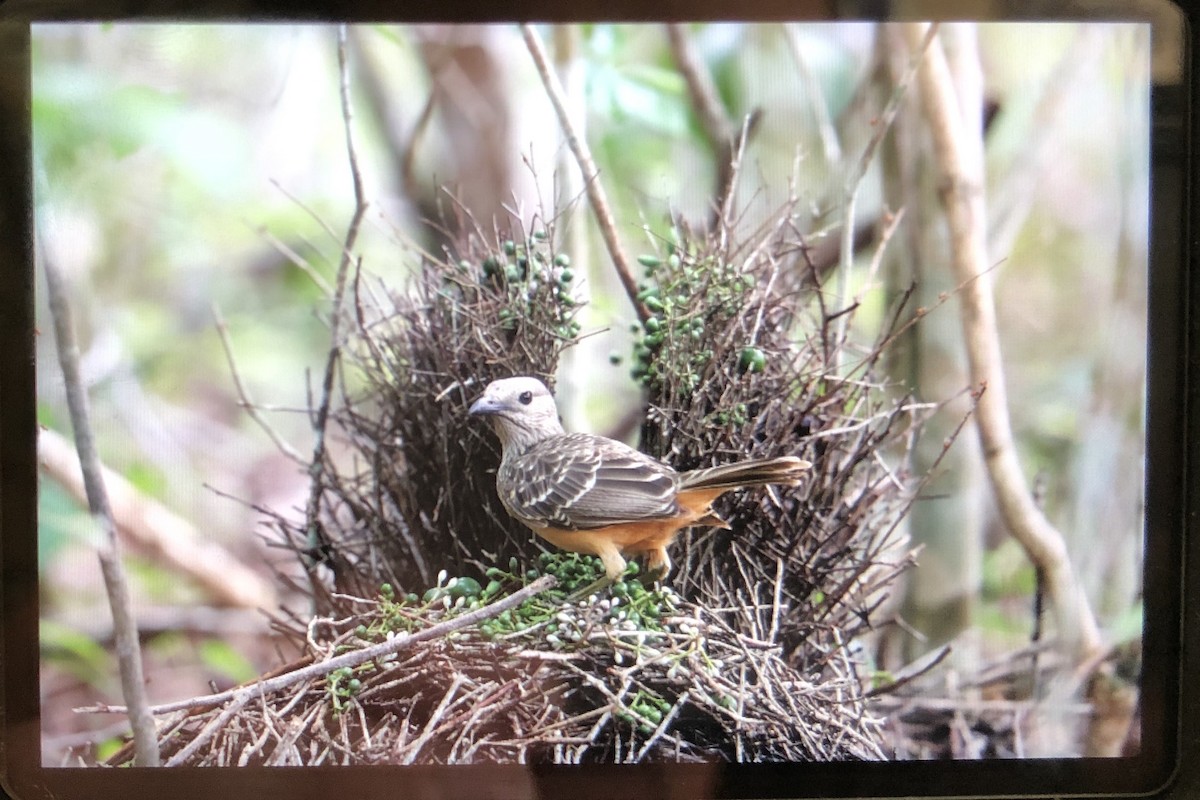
left=468, top=376, right=564, bottom=452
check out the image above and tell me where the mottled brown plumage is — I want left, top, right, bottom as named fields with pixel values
left=469, top=377, right=810, bottom=581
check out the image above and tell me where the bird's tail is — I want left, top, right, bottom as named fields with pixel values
left=678, top=456, right=811, bottom=492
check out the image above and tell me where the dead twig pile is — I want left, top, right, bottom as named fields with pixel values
left=628, top=207, right=950, bottom=677
left=146, top=562, right=885, bottom=765
left=174, top=182, right=953, bottom=765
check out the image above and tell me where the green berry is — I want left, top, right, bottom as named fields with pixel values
left=447, top=576, right=482, bottom=599
left=738, top=346, right=766, bottom=374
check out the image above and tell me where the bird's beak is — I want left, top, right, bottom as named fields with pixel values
left=468, top=396, right=501, bottom=417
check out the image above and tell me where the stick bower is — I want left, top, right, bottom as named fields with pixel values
left=144, top=560, right=886, bottom=765
left=219, top=193, right=947, bottom=764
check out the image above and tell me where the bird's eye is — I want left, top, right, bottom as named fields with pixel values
left=518, top=391, right=533, bottom=405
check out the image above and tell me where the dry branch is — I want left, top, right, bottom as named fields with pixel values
left=901, top=22, right=1102, bottom=661
left=42, top=245, right=161, bottom=766
left=85, top=575, right=558, bottom=720
left=211, top=302, right=306, bottom=465
left=834, top=24, right=934, bottom=357
left=521, top=23, right=649, bottom=324
left=665, top=22, right=750, bottom=225
left=302, top=25, right=370, bottom=579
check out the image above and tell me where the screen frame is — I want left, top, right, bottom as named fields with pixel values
left=0, top=3, right=1194, bottom=798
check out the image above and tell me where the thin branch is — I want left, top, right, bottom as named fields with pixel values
left=83, top=575, right=558, bottom=717
left=864, top=643, right=952, bottom=698
left=783, top=23, right=842, bottom=165
left=666, top=23, right=756, bottom=231
left=304, top=25, right=370, bottom=560
left=901, top=22, right=1102, bottom=661
left=251, top=224, right=333, bottom=296
left=861, top=206, right=906, bottom=301
left=521, top=23, right=649, bottom=325
left=667, top=23, right=734, bottom=148
left=41, top=245, right=161, bottom=766
left=211, top=302, right=306, bottom=465
left=401, top=91, right=438, bottom=203
left=347, top=26, right=435, bottom=208
left=165, top=692, right=251, bottom=767
left=834, top=24, right=935, bottom=358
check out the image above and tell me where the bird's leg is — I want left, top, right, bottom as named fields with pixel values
left=644, top=547, right=671, bottom=583
left=566, top=544, right=626, bottom=602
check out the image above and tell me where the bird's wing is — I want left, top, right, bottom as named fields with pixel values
left=498, top=433, right=680, bottom=530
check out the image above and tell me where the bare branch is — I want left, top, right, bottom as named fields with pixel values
left=665, top=23, right=757, bottom=230
left=251, top=225, right=333, bottom=296
left=41, top=245, right=161, bottom=766
left=834, top=24, right=935, bottom=358
left=667, top=24, right=734, bottom=149
left=211, top=302, right=306, bottom=465
left=303, top=25, right=370, bottom=562
left=782, top=23, right=842, bottom=165
left=521, top=23, right=649, bottom=325
left=347, top=26, right=435, bottom=208
left=901, top=22, right=1103, bottom=661
left=83, top=575, right=558, bottom=717
left=165, top=692, right=252, bottom=767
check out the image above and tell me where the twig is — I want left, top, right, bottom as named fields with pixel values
left=865, top=643, right=952, bottom=697
left=901, top=22, right=1102, bottom=661
left=665, top=23, right=754, bottom=231
left=399, top=674, right=466, bottom=764
left=304, top=25, right=370, bottom=563
left=38, top=427, right=277, bottom=609
left=165, top=692, right=251, bottom=767
left=347, top=27, right=435, bottom=209
left=401, top=92, right=438, bottom=203
left=834, top=24, right=935, bottom=359
left=211, top=303, right=306, bottom=465
left=251, top=225, right=333, bottom=296
left=82, top=575, right=558, bottom=717
left=782, top=23, right=842, bottom=165
left=521, top=23, right=649, bottom=325
left=42, top=245, right=161, bottom=766
left=667, top=24, right=734, bottom=151
left=860, top=206, right=906, bottom=303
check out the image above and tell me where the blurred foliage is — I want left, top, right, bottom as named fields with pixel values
left=40, top=619, right=115, bottom=692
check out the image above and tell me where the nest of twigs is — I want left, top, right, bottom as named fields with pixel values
left=189, top=194, right=949, bottom=765
left=151, top=555, right=884, bottom=766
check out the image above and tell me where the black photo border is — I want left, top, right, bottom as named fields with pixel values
left=0, top=2, right=1194, bottom=798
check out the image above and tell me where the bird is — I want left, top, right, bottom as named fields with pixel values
left=468, top=376, right=811, bottom=585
